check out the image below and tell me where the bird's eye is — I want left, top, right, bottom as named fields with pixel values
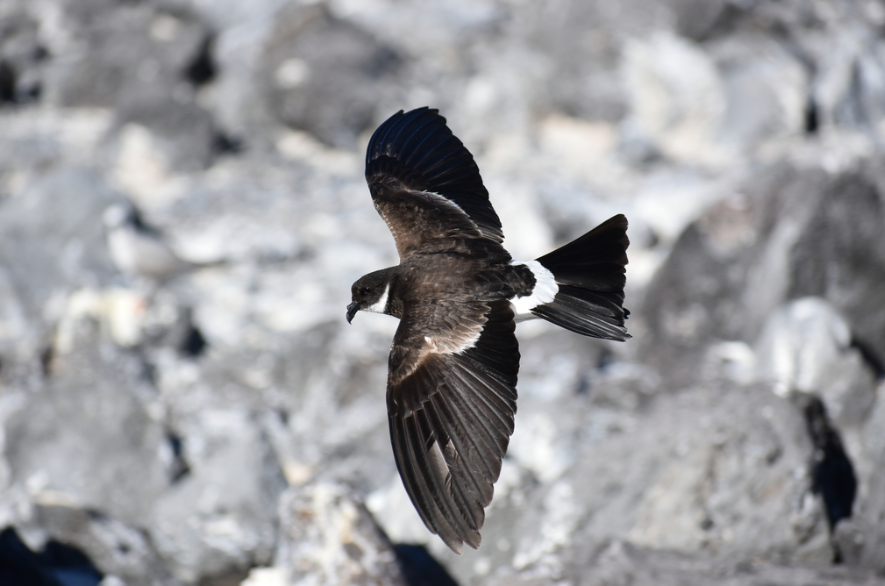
left=360, top=287, right=371, bottom=295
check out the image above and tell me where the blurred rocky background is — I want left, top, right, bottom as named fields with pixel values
left=1, top=0, right=884, bottom=584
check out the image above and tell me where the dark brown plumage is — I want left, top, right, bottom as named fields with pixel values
left=348, top=107, right=630, bottom=553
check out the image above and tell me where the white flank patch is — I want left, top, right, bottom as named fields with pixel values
left=452, top=328, right=481, bottom=354
left=431, top=329, right=482, bottom=355
left=363, top=283, right=390, bottom=314
left=509, top=260, right=559, bottom=318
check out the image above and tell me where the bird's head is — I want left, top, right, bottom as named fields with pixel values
left=347, top=269, right=394, bottom=323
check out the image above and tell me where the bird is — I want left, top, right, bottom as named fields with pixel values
left=102, top=201, right=193, bottom=281
left=347, top=107, right=630, bottom=553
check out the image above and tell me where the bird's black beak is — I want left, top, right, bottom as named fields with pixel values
left=346, top=302, right=360, bottom=324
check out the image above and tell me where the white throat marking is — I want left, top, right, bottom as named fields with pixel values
left=364, top=283, right=391, bottom=314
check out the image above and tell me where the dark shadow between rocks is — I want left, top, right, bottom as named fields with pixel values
left=179, top=321, right=208, bottom=358
left=166, top=429, right=191, bottom=484
left=183, top=33, right=217, bottom=87
left=849, top=336, right=885, bottom=380
left=804, top=94, right=819, bottom=135
left=211, top=132, right=244, bottom=158
left=800, top=394, right=858, bottom=563
left=0, top=59, right=16, bottom=104
left=0, top=527, right=103, bottom=586
left=393, top=543, right=461, bottom=586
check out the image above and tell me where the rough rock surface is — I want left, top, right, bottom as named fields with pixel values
left=0, top=0, right=884, bottom=585
left=485, top=539, right=885, bottom=586
left=270, top=482, right=407, bottom=586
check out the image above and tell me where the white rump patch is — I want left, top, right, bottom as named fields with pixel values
left=509, top=260, right=559, bottom=319
left=364, top=283, right=390, bottom=314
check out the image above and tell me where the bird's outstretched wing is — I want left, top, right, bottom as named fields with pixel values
left=365, top=107, right=506, bottom=260
left=386, top=299, right=518, bottom=553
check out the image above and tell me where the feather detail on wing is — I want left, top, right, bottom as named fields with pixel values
left=386, top=300, right=518, bottom=553
left=365, top=107, right=506, bottom=259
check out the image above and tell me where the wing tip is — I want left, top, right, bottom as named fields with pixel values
left=366, top=106, right=443, bottom=166
left=439, top=529, right=481, bottom=555
left=364, top=107, right=504, bottom=241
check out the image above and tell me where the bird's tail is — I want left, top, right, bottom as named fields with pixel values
left=531, top=214, right=630, bottom=341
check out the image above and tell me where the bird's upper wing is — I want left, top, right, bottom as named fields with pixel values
left=386, top=298, right=518, bottom=553
left=365, top=107, right=505, bottom=260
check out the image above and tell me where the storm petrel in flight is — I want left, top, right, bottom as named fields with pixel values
left=347, top=107, right=630, bottom=553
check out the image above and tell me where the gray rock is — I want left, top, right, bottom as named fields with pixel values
left=0, top=166, right=118, bottom=347
left=638, top=163, right=885, bottom=389
left=3, top=316, right=169, bottom=526
left=113, top=97, right=218, bottom=173
left=665, top=0, right=730, bottom=41
left=258, top=3, right=404, bottom=148
left=45, top=0, right=209, bottom=109
left=786, top=171, right=885, bottom=364
left=431, top=381, right=835, bottom=585
left=709, top=32, right=808, bottom=148
left=0, top=265, right=31, bottom=357
left=37, top=0, right=219, bottom=170
left=0, top=7, right=45, bottom=106
left=33, top=502, right=183, bottom=586
left=713, top=0, right=885, bottom=136
left=550, top=383, right=824, bottom=560
left=755, top=298, right=878, bottom=428
left=273, top=482, right=407, bottom=586
left=149, top=408, right=286, bottom=585
left=621, top=31, right=727, bottom=165
left=485, top=539, right=885, bottom=586
left=836, top=383, right=885, bottom=573
left=512, top=0, right=655, bottom=123
left=0, top=105, right=114, bottom=190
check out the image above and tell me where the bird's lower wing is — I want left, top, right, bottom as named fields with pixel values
left=386, top=300, right=519, bottom=553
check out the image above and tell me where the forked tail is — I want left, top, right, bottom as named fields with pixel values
left=531, top=214, right=630, bottom=341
